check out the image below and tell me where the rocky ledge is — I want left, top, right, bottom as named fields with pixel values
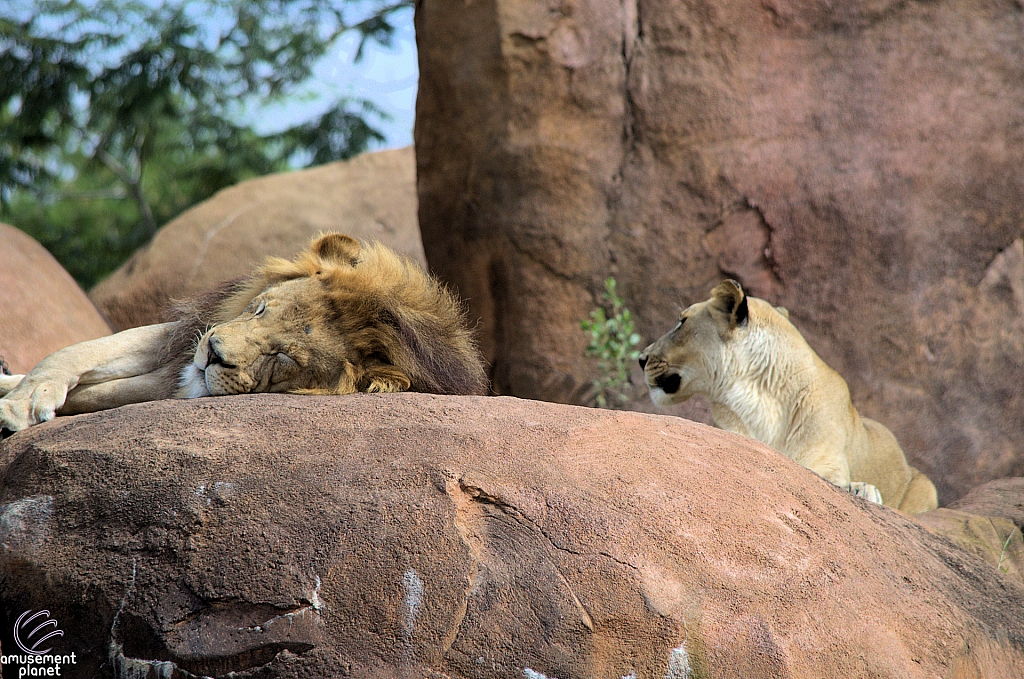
left=1, top=394, right=1022, bottom=678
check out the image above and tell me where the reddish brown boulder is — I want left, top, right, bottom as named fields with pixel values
left=0, top=223, right=111, bottom=373
left=415, top=0, right=1024, bottom=502
left=948, top=477, right=1024, bottom=529
left=1, top=394, right=1022, bottom=678
left=916, top=478, right=1024, bottom=584
left=916, top=509, right=1024, bottom=586
left=90, top=147, right=425, bottom=330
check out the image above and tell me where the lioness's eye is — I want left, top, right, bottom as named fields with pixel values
left=254, top=299, right=267, bottom=316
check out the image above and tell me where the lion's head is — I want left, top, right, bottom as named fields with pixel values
left=178, top=233, right=488, bottom=398
left=639, top=279, right=782, bottom=406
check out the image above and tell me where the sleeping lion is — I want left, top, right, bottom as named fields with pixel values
left=639, top=279, right=937, bottom=514
left=0, top=232, right=488, bottom=433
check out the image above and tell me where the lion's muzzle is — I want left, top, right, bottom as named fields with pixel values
left=205, top=336, right=237, bottom=369
left=189, top=332, right=255, bottom=396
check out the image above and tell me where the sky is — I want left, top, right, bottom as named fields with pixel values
left=248, top=6, right=419, bottom=152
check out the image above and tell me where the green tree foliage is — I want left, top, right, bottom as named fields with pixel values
left=581, top=277, right=642, bottom=409
left=0, top=0, right=409, bottom=287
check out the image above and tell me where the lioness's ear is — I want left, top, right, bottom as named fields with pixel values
left=775, top=306, right=789, bottom=319
left=710, top=279, right=748, bottom=328
left=312, top=233, right=361, bottom=266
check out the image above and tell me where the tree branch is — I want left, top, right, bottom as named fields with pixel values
left=93, top=140, right=158, bottom=238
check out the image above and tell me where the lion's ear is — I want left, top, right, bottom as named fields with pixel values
left=710, top=279, right=748, bottom=328
left=312, top=233, right=361, bottom=266
left=775, top=305, right=789, bottom=320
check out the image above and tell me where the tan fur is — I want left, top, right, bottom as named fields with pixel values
left=0, top=233, right=488, bottom=432
left=639, top=280, right=937, bottom=514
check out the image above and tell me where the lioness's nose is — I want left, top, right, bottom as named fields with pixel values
left=638, top=353, right=648, bottom=370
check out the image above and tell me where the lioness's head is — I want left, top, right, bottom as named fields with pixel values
left=639, top=279, right=769, bottom=406
left=179, top=233, right=488, bottom=398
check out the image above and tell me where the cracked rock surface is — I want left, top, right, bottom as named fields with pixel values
left=1, top=393, right=1023, bottom=678
left=414, top=0, right=1024, bottom=503
left=0, top=223, right=112, bottom=374
left=89, top=147, right=424, bottom=331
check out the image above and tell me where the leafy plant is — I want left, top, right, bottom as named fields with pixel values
left=581, top=277, right=642, bottom=409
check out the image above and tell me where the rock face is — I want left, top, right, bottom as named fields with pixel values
left=948, top=477, right=1024, bottom=528
left=414, top=0, right=1024, bottom=502
left=2, top=394, right=1023, bottom=678
left=0, top=223, right=111, bottom=373
left=90, top=147, right=425, bottom=330
left=915, top=477, right=1024, bottom=584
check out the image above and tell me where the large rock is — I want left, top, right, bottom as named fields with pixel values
left=414, top=0, right=1024, bottom=502
left=0, top=223, right=111, bottom=373
left=90, top=147, right=425, bottom=330
left=915, top=477, right=1024, bottom=586
left=1, top=394, right=1022, bottom=678
left=917, top=507, right=1024, bottom=584
left=947, top=477, right=1024, bottom=529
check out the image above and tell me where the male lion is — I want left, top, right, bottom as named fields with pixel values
left=0, top=232, right=488, bottom=432
left=638, top=279, right=937, bottom=514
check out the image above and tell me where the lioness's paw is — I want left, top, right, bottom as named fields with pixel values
left=844, top=481, right=883, bottom=505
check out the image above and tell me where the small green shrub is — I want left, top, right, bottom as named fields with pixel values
left=581, top=277, right=642, bottom=409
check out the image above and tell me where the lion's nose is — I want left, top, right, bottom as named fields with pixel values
left=638, top=353, right=648, bottom=370
left=207, top=336, right=237, bottom=369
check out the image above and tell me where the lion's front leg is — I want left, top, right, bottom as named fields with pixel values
left=0, top=323, right=177, bottom=432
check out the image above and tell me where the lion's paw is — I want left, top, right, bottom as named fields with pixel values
left=0, top=379, right=68, bottom=432
left=844, top=481, right=883, bottom=505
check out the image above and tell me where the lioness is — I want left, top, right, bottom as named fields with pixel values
left=0, top=232, right=488, bottom=432
left=639, top=279, right=937, bottom=514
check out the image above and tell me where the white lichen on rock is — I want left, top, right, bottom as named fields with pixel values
left=523, top=669, right=556, bottom=679
left=0, top=495, right=53, bottom=552
left=665, top=640, right=692, bottom=679
left=402, top=568, right=424, bottom=630
left=110, top=641, right=176, bottom=679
